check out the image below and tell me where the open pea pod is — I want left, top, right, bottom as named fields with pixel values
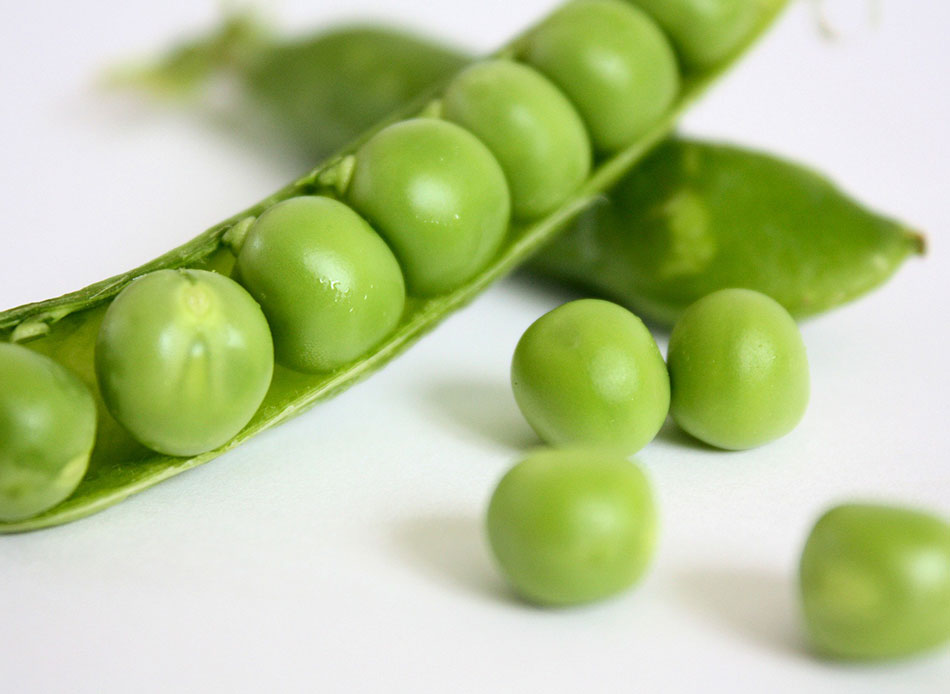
left=0, top=1, right=789, bottom=532
left=530, top=139, right=925, bottom=325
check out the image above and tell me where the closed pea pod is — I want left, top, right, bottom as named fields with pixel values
left=631, top=0, right=762, bottom=69
left=487, top=448, right=658, bottom=606
left=0, top=343, right=96, bottom=521
left=234, top=196, right=405, bottom=373
left=96, top=269, right=274, bottom=457
left=519, top=0, right=679, bottom=152
left=799, top=504, right=950, bottom=660
left=346, top=118, right=511, bottom=296
left=442, top=59, right=591, bottom=220
left=511, top=299, right=670, bottom=455
left=667, top=288, right=809, bottom=450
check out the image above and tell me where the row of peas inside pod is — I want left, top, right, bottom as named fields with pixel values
left=1, top=0, right=690, bottom=521
left=488, top=292, right=950, bottom=661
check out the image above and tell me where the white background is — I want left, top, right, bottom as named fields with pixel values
left=1, top=1, right=949, bottom=692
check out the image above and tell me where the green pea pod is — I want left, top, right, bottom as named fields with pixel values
left=0, top=1, right=789, bottom=532
left=531, top=139, right=924, bottom=325
left=119, top=15, right=922, bottom=326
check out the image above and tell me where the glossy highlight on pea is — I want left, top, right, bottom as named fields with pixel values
left=487, top=448, right=658, bottom=606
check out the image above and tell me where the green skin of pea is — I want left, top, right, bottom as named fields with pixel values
left=519, top=0, right=680, bottom=152
left=487, top=448, right=657, bottom=606
left=0, top=343, right=97, bottom=521
left=511, top=299, right=670, bottom=455
left=346, top=118, right=511, bottom=296
left=630, top=0, right=762, bottom=70
left=235, top=196, right=405, bottom=373
left=96, top=269, right=274, bottom=457
left=668, top=288, right=809, bottom=450
left=800, top=504, right=950, bottom=660
left=442, top=59, right=591, bottom=221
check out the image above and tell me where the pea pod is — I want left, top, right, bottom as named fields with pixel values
left=0, top=1, right=789, bottom=532
left=531, top=139, right=924, bottom=325
left=121, top=16, right=922, bottom=325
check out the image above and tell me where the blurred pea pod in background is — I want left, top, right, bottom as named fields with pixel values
left=114, top=12, right=923, bottom=326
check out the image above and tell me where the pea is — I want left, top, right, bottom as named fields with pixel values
left=511, top=299, right=670, bottom=455
left=667, top=288, right=809, bottom=450
left=799, top=503, right=950, bottom=660
left=96, top=269, right=274, bottom=456
left=0, top=343, right=96, bottom=521
left=631, top=0, right=761, bottom=69
left=487, top=448, right=657, bottom=606
left=234, top=196, right=405, bottom=373
left=519, top=0, right=679, bottom=152
left=442, top=59, right=591, bottom=220
left=346, top=118, right=510, bottom=296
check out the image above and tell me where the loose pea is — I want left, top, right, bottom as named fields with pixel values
left=346, top=118, right=511, bottom=296
left=667, top=288, right=809, bottom=450
left=487, top=448, right=657, bottom=606
left=235, top=196, right=405, bottom=373
left=96, top=269, right=274, bottom=456
left=631, top=0, right=761, bottom=69
left=511, top=299, right=670, bottom=455
left=442, top=59, right=591, bottom=220
left=799, top=503, right=950, bottom=660
left=519, top=0, right=679, bottom=152
left=0, top=343, right=96, bottom=521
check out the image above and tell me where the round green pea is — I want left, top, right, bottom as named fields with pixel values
left=487, top=448, right=657, bottom=606
left=442, top=59, right=591, bottom=220
left=0, top=343, right=96, bottom=521
left=511, top=299, right=670, bottom=455
left=667, top=288, right=809, bottom=450
left=630, top=0, right=761, bottom=69
left=96, top=269, right=274, bottom=457
left=519, top=0, right=680, bottom=152
left=800, top=503, right=950, bottom=660
left=346, top=118, right=511, bottom=296
left=235, top=196, right=405, bottom=373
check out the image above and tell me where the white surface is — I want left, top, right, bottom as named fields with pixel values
left=1, top=1, right=949, bottom=692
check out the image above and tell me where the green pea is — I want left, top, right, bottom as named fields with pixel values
left=442, top=59, right=591, bottom=220
left=346, top=118, right=511, bottom=296
left=667, top=288, right=809, bottom=450
left=0, top=343, right=96, bottom=521
left=511, top=299, right=670, bottom=455
left=519, top=0, right=679, bottom=152
left=631, top=0, right=761, bottom=69
left=96, top=269, right=274, bottom=456
left=235, top=196, right=405, bottom=373
left=800, top=503, right=950, bottom=660
left=487, top=448, right=657, bottom=606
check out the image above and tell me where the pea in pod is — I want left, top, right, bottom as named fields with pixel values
left=0, top=0, right=789, bottom=532
left=121, top=15, right=923, bottom=326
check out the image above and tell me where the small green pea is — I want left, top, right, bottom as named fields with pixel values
left=235, top=196, right=405, bottom=373
left=346, top=118, right=511, bottom=296
left=442, top=59, right=591, bottom=220
left=519, top=0, right=679, bottom=152
left=0, top=343, right=96, bottom=521
left=511, top=299, right=670, bottom=455
left=630, top=0, right=761, bottom=69
left=800, top=503, right=950, bottom=660
left=96, top=269, right=274, bottom=457
left=487, top=448, right=657, bottom=606
left=668, top=288, right=808, bottom=450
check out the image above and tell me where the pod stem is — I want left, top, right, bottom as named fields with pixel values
left=222, top=216, right=256, bottom=256
left=103, top=11, right=272, bottom=96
